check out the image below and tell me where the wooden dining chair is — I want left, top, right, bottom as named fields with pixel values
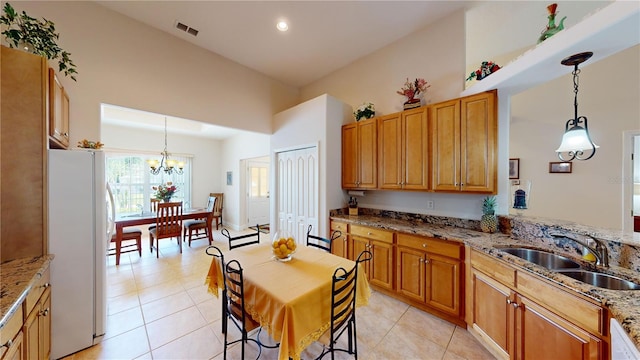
left=183, top=195, right=216, bottom=246
left=315, top=250, right=372, bottom=360
left=149, top=201, right=183, bottom=258
left=148, top=198, right=162, bottom=232
left=222, top=225, right=261, bottom=250
left=108, top=228, right=142, bottom=263
left=211, top=192, right=224, bottom=229
left=223, top=259, right=278, bottom=359
left=306, top=224, right=341, bottom=253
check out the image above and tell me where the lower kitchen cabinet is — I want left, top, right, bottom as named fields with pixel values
left=351, top=225, right=394, bottom=291
left=0, top=332, right=23, bottom=360
left=23, top=287, right=51, bottom=360
left=470, top=249, right=605, bottom=360
left=330, top=221, right=350, bottom=259
left=396, top=233, right=463, bottom=320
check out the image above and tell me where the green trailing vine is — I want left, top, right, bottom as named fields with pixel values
left=0, top=2, right=77, bottom=81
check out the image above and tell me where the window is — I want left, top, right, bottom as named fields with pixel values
left=106, top=153, right=191, bottom=215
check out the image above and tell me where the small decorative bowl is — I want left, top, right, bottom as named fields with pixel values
left=271, top=231, right=297, bottom=262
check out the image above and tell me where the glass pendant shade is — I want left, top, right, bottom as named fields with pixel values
left=555, top=125, right=599, bottom=153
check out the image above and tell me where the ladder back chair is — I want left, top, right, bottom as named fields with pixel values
left=108, top=228, right=142, bottom=261
left=211, top=192, right=223, bottom=229
left=183, top=194, right=216, bottom=246
left=306, top=224, right=341, bottom=253
left=222, top=225, right=261, bottom=250
left=316, top=250, right=372, bottom=360
left=223, top=259, right=279, bottom=359
left=149, top=201, right=183, bottom=258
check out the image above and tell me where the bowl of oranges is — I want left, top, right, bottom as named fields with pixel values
left=271, top=231, right=297, bottom=262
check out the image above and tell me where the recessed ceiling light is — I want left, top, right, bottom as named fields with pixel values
left=276, top=21, right=288, bottom=32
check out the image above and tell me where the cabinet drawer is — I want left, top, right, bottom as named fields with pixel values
left=330, top=221, right=348, bottom=233
left=0, top=307, right=23, bottom=349
left=516, top=271, right=604, bottom=335
left=471, top=250, right=515, bottom=288
left=350, top=225, right=393, bottom=243
left=397, top=233, right=462, bottom=259
left=25, top=267, right=50, bottom=314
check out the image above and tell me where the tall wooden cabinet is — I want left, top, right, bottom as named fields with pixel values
left=378, top=107, right=429, bottom=190
left=0, top=45, right=49, bottom=262
left=341, top=118, right=377, bottom=189
left=431, top=90, right=497, bottom=193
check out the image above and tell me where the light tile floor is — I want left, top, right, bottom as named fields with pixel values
left=63, top=228, right=496, bottom=360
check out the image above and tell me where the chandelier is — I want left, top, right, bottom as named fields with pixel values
left=147, top=117, right=184, bottom=175
left=555, top=51, right=599, bottom=161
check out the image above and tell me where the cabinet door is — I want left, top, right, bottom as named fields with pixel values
left=357, top=118, right=378, bottom=189
left=471, top=270, right=512, bottom=359
left=331, top=233, right=348, bottom=259
left=460, top=91, right=496, bottom=193
left=48, top=68, right=69, bottom=149
left=40, top=289, right=51, bottom=360
left=402, top=107, right=429, bottom=190
left=516, top=294, right=603, bottom=360
left=425, top=253, right=461, bottom=317
left=23, top=302, right=39, bottom=360
left=341, top=123, right=358, bottom=189
left=396, top=246, right=426, bottom=303
left=378, top=113, right=402, bottom=190
left=1, top=332, right=23, bottom=360
left=431, top=99, right=461, bottom=192
left=352, top=236, right=370, bottom=277
left=370, top=239, right=394, bottom=290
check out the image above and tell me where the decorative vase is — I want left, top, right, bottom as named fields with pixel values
left=480, top=214, right=498, bottom=233
left=271, top=230, right=296, bottom=262
left=162, top=196, right=172, bottom=203
left=403, top=97, right=421, bottom=110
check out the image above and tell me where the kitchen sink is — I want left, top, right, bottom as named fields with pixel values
left=499, top=247, right=582, bottom=270
left=557, top=270, right=640, bottom=290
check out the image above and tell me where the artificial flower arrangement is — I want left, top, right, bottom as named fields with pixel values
left=353, top=102, right=375, bottom=121
left=397, top=78, right=430, bottom=102
left=77, top=139, right=104, bottom=149
left=466, top=61, right=501, bottom=81
left=153, top=182, right=178, bottom=201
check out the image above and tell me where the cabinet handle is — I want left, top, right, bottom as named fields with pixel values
left=1, top=339, right=13, bottom=349
left=367, top=232, right=372, bottom=235
left=506, top=299, right=519, bottom=308
left=43, top=282, right=50, bottom=288
left=422, top=243, right=427, bottom=248
left=63, top=132, right=69, bottom=137
left=39, top=308, right=50, bottom=317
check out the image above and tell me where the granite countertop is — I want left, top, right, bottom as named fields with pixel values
left=0, top=256, right=54, bottom=330
left=331, top=214, right=640, bottom=350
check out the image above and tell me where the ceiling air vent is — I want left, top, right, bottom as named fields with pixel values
left=175, top=21, right=199, bottom=37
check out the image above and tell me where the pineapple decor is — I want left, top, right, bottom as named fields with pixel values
left=481, top=196, right=498, bottom=233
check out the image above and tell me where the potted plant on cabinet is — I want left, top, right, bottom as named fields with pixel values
left=0, top=2, right=77, bottom=80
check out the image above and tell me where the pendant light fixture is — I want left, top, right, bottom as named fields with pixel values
left=555, top=51, right=599, bottom=161
left=147, top=117, right=184, bottom=175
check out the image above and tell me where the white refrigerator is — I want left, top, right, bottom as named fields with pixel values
left=48, top=149, right=108, bottom=359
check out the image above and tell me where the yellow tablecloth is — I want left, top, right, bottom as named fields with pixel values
left=205, top=244, right=371, bottom=360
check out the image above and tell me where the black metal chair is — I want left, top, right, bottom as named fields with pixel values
left=223, top=225, right=261, bottom=250
left=316, top=250, right=372, bottom=360
left=223, top=259, right=278, bottom=359
left=306, top=225, right=341, bottom=253
left=205, top=246, right=227, bottom=335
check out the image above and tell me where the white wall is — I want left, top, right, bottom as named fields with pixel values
left=221, top=132, right=271, bottom=230
left=510, top=45, right=640, bottom=229
left=12, top=2, right=300, bottom=145
left=271, top=94, right=352, bottom=236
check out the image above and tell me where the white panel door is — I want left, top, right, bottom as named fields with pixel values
left=276, top=146, right=318, bottom=245
left=247, top=160, right=270, bottom=226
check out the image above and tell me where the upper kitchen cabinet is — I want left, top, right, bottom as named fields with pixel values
left=431, top=90, right=497, bottom=194
left=378, top=107, right=429, bottom=190
left=48, top=68, right=70, bottom=149
left=1, top=45, right=49, bottom=262
left=342, top=117, right=377, bottom=189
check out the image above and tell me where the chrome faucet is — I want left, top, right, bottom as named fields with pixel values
left=549, top=231, right=609, bottom=267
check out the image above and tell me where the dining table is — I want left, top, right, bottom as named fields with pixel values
left=113, top=208, right=213, bottom=265
left=205, top=243, right=371, bottom=360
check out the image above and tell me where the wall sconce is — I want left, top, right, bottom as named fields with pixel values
left=555, top=51, right=599, bottom=161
